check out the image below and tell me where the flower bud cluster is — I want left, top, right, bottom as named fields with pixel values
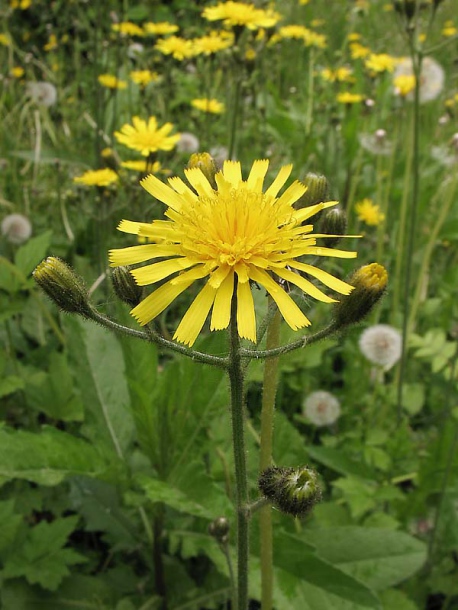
left=258, top=465, right=321, bottom=517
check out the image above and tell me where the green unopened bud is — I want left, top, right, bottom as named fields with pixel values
left=187, top=152, right=217, bottom=189
left=296, top=173, right=330, bottom=208
left=208, top=516, right=230, bottom=543
left=320, top=208, right=348, bottom=248
left=334, top=263, right=388, bottom=327
left=33, top=256, right=91, bottom=316
left=259, top=465, right=322, bottom=517
left=111, top=265, right=143, bottom=307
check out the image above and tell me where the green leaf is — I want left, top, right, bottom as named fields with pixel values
left=14, top=231, right=52, bottom=278
left=380, top=589, right=419, bottom=610
left=306, top=527, right=427, bottom=590
left=22, top=353, right=83, bottom=421
left=0, top=375, right=25, bottom=398
left=0, top=500, right=23, bottom=554
left=0, top=425, right=110, bottom=485
left=64, top=317, right=135, bottom=458
left=2, top=516, right=86, bottom=591
left=306, top=446, right=374, bottom=479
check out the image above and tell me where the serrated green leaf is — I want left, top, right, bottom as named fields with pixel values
left=0, top=500, right=23, bottom=554
left=306, top=527, right=427, bottom=590
left=0, top=375, right=25, bottom=398
left=14, top=231, right=52, bottom=278
left=306, top=446, right=374, bottom=479
left=0, top=425, right=110, bottom=485
left=2, top=516, right=86, bottom=591
left=380, top=588, right=419, bottom=610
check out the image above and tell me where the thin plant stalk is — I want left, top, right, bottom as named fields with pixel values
left=228, top=288, right=249, bottom=610
left=259, top=305, right=282, bottom=610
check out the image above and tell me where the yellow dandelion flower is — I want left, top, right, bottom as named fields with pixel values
left=143, top=22, right=179, bottom=36
left=121, top=160, right=162, bottom=173
left=111, top=22, right=145, bottom=37
left=393, top=74, right=416, bottom=97
left=355, top=198, right=385, bottom=226
left=202, top=1, right=281, bottom=31
left=277, top=25, right=310, bottom=40
left=365, top=53, right=397, bottom=74
left=155, top=36, right=196, bottom=60
left=98, top=74, right=128, bottom=89
left=73, top=168, right=119, bottom=187
left=44, top=33, right=58, bottom=52
left=245, top=48, right=256, bottom=61
left=302, top=29, right=327, bottom=48
left=0, top=33, right=12, bottom=46
left=114, top=116, right=180, bottom=156
left=109, top=160, right=356, bottom=346
left=442, top=21, right=457, bottom=37
left=321, top=67, right=353, bottom=83
left=299, top=0, right=310, bottom=4
left=191, top=98, right=225, bottom=114
left=350, top=42, right=370, bottom=59
left=130, top=70, right=160, bottom=86
left=10, top=0, right=31, bottom=9
left=10, top=66, right=25, bottom=78
left=347, top=33, right=361, bottom=42
left=192, top=31, right=234, bottom=56
left=336, top=91, right=364, bottom=104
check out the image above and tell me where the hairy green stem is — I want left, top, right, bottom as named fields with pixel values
left=259, top=306, right=282, bottom=610
left=228, top=289, right=249, bottom=610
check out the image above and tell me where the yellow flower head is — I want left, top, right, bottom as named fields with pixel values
left=192, top=31, right=234, bottom=55
left=114, top=116, right=180, bottom=156
left=121, top=160, right=162, bottom=173
left=109, top=160, right=356, bottom=346
left=393, top=74, right=416, bottom=97
left=98, top=74, right=128, bottom=89
left=44, top=33, right=58, bottom=52
left=0, top=33, right=12, bottom=46
left=143, top=22, right=179, bottom=36
left=73, top=168, right=119, bottom=187
left=155, top=36, right=196, bottom=60
left=130, top=70, right=160, bottom=86
left=202, top=1, right=281, bottom=30
left=321, top=66, right=353, bottom=83
left=112, top=22, right=144, bottom=37
left=442, top=21, right=457, bottom=37
left=350, top=42, right=370, bottom=59
left=191, top=98, right=225, bottom=114
left=10, top=66, right=25, bottom=78
left=336, top=91, right=364, bottom=104
left=355, top=198, right=385, bottom=226
left=365, top=53, right=397, bottom=74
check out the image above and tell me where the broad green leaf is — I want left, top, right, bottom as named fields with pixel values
left=380, top=589, right=419, bottom=610
left=2, top=516, right=86, bottom=591
left=64, top=317, right=135, bottom=458
left=0, top=375, right=24, bottom=398
left=0, top=500, right=23, bottom=554
left=306, top=527, right=427, bottom=590
left=306, top=446, right=374, bottom=479
left=14, top=231, right=52, bottom=277
left=0, top=425, right=110, bottom=485
left=332, top=477, right=377, bottom=519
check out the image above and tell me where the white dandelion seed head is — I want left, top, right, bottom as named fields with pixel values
left=359, top=324, right=402, bottom=370
left=359, top=129, right=393, bottom=155
left=1, top=213, right=32, bottom=244
left=177, top=132, right=200, bottom=154
left=26, top=81, right=57, bottom=107
left=302, top=390, right=341, bottom=427
left=127, top=42, right=144, bottom=59
left=209, top=145, right=230, bottom=168
left=394, top=56, right=445, bottom=103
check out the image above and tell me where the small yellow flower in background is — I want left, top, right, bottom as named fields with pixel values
left=337, top=91, right=364, bottom=104
left=0, top=33, right=12, bottom=46
left=143, top=22, right=179, bottom=36
left=365, top=53, right=397, bottom=74
left=112, top=22, right=144, bottom=37
left=98, top=74, right=128, bottom=90
left=355, top=198, right=385, bottom=226
left=10, top=66, right=25, bottom=79
left=109, top=159, right=356, bottom=346
left=321, top=67, right=353, bottom=83
left=114, top=116, right=180, bottom=156
left=202, top=1, right=281, bottom=31
left=191, top=98, right=225, bottom=114
left=130, top=70, right=160, bottom=86
left=299, top=0, right=310, bottom=4
left=155, top=36, right=196, bottom=61
left=311, top=19, right=325, bottom=28
left=44, top=34, right=58, bottom=52
left=442, top=21, right=457, bottom=37
left=192, top=31, right=234, bottom=56
left=302, top=29, right=327, bottom=48
left=393, top=74, right=416, bottom=97
left=276, top=25, right=310, bottom=40
left=10, top=0, right=31, bottom=9
left=245, top=48, right=256, bottom=61
left=73, top=168, right=119, bottom=187
left=350, top=42, right=370, bottom=59
left=393, top=56, right=444, bottom=103
left=273, top=25, right=326, bottom=48
left=121, top=160, right=162, bottom=173
left=347, top=33, right=361, bottom=42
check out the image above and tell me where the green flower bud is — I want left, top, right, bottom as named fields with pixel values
left=111, top=265, right=143, bottom=308
left=296, top=173, right=330, bottom=208
left=319, top=208, right=348, bottom=248
left=333, top=263, right=388, bottom=328
left=259, top=465, right=322, bottom=517
left=33, top=256, right=91, bottom=316
left=187, top=152, right=218, bottom=189
left=208, top=516, right=230, bottom=543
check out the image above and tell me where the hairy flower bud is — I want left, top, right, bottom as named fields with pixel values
left=208, top=516, right=230, bottom=544
left=320, top=208, right=348, bottom=247
left=333, top=263, right=388, bottom=328
left=187, top=152, right=217, bottom=189
left=296, top=173, right=330, bottom=208
left=33, top=257, right=91, bottom=316
left=111, top=265, right=143, bottom=307
left=258, top=465, right=322, bottom=517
